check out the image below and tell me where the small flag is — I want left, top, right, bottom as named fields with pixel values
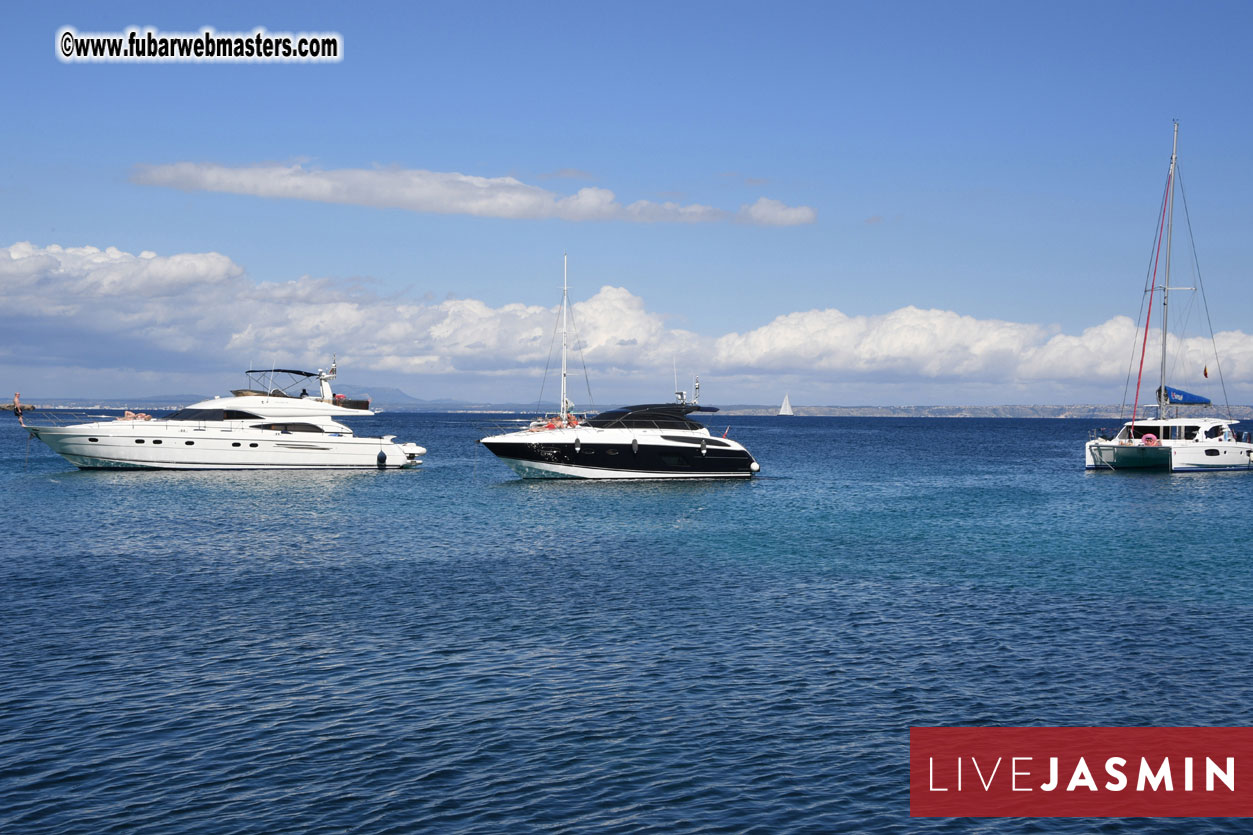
left=723, top=426, right=730, bottom=438
left=1204, top=366, right=1209, bottom=378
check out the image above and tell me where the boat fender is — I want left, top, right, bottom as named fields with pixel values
left=377, top=449, right=387, bottom=468
left=574, top=438, right=581, bottom=454
left=1142, top=434, right=1159, bottom=447
left=631, top=438, right=638, bottom=454
left=700, top=439, right=707, bottom=456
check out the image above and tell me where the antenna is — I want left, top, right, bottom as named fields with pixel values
left=560, top=253, right=569, bottom=420
left=1158, top=120, right=1178, bottom=417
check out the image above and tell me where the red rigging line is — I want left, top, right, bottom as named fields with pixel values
left=1130, top=166, right=1173, bottom=433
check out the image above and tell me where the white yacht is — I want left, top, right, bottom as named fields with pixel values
left=1085, top=123, right=1253, bottom=472
left=778, top=394, right=794, bottom=416
left=18, top=360, right=426, bottom=470
left=479, top=256, right=760, bottom=479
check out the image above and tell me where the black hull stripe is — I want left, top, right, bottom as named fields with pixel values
left=504, top=462, right=752, bottom=478
left=482, top=440, right=756, bottom=475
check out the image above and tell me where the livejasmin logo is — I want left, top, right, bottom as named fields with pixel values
left=910, top=727, right=1253, bottom=817
left=928, top=753, right=1234, bottom=793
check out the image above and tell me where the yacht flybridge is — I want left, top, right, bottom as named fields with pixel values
left=1085, top=123, right=1253, bottom=472
left=18, top=360, right=426, bottom=470
left=479, top=256, right=760, bottom=479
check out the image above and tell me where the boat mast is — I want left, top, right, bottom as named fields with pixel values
left=1158, top=121, right=1178, bottom=417
left=560, top=253, right=569, bottom=420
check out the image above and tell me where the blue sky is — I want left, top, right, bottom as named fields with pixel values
left=4, top=1, right=1253, bottom=406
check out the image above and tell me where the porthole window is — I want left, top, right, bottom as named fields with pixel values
left=185, top=441, right=194, bottom=445
left=249, top=443, right=258, bottom=448
left=232, top=442, right=241, bottom=447
left=152, top=440, right=162, bottom=445
left=88, top=438, right=98, bottom=443
left=135, top=439, right=145, bottom=444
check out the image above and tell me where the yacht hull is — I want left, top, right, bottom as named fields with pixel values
left=27, top=425, right=423, bottom=470
left=481, top=429, right=758, bottom=479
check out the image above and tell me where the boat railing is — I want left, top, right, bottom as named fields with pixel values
left=481, top=412, right=596, bottom=436
left=12, top=408, right=141, bottom=428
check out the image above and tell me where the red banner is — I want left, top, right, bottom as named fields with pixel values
left=911, top=727, right=1253, bottom=817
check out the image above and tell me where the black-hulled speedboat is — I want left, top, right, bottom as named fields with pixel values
left=479, top=394, right=759, bottom=479
left=479, top=254, right=759, bottom=479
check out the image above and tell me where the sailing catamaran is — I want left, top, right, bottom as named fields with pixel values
left=1085, top=123, right=1253, bottom=472
left=778, top=394, right=794, bottom=416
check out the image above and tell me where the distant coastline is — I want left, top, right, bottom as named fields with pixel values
left=713, top=404, right=1253, bottom=419
left=8, top=400, right=1253, bottom=420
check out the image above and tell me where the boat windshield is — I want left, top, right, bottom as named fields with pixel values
left=164, top=408, right=263, bottom=421
left=585, top=406, right=706, bottom=431
left=250, top=422, right=325, bottom=433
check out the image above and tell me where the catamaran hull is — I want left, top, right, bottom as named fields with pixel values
left=26, top=426, right=423, bottom=470
left=1085, top=442, right=1171, bottom=470
left=1086, top=440, right=1253, bottom=472
left=1169, top=443, right=1253, bottom=472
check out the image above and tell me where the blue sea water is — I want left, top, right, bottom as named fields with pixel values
left=2, top=413, right=1252, bottom=833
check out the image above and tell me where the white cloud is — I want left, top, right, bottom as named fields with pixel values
left=7, top=240, right=1253, bottom=403
left=713, top=306, right=1048, bottom=379
left=0, top=242, right=703, bottom=381
left=737, top=197, right=817, bottom=226
left=0, top=242, right=245, bottom=336
left=131, top=162, right=816, bottom=226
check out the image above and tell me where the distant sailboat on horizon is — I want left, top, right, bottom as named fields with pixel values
left=778, top=394, right=794, bottom=416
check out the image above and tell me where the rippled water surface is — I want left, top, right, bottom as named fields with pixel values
left=3, top=414, right=1252, bottom=833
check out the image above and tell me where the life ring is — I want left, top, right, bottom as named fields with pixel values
left=1142, top=433, right=1159, bottom=447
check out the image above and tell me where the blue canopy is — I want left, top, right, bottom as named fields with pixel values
left=1160, top=386, right=1211, bottom=406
